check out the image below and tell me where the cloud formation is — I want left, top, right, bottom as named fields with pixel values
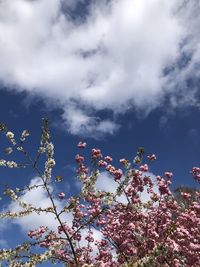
left=0, top=0, right=200, bottom=136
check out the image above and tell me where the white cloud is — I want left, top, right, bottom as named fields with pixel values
left=8, top=177, right=73, bottom=232
left=0, top=0, right=200, bottom=136
left=62, top=104, right=119, bottom=137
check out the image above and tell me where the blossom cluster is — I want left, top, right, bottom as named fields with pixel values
left=0, top=121, right=199, bottom=267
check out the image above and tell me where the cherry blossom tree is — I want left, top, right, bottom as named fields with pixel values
left=0, top=120, right=199, bottom=267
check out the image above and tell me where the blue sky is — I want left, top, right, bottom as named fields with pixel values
left=0, top=0, right=200, bottom=265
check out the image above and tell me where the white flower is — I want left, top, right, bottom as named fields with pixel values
left=20, top=130, right=30, bottom=141
left=0, top=159, right=6, bottom=166
left=6, top=161, right=18, bottom=168
left=104, top=195, right=114, bottom=205
left=6, top=131, right=14, bottom=139
left=46, top=142, right=54, bottom=157
left=38, top=147, right=46, bottom=153
left=46, top=158, right=56, bottom=168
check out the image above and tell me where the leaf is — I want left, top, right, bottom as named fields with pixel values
left=0, top=123, right=7, bottom=131
left=4, top=147, right=13, bottom=155
left=55, top=175, right=63, bottom=182
left=137, top=147, right=145, bottom=156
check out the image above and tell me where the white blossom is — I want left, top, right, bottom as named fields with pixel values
left=6, top=131, right=14, bottom=139
left=0, top=159, right=6, bottom=166
left=6, top=161, right=18, bottom=168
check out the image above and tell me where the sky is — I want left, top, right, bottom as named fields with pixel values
left=0, top=0, right=200, bottom=265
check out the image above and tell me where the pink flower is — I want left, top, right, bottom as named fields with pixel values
left=28, top=226, right=47, bottom=239
left=147, top=154, right=157, bottom=161
left=114, top=168, right=122, bottom=180
left=77, top=141, right=87, bottom=148
left=191, top=167, right=200, bottom=182
left=165, top=171, right=173, bottom=178
left=77, top=163, right=88, bottom=174
left=98, top=160, right=108, bottom=167
left=106, top=164, right=115, bottom=173
left=58, top=192, right=65, bottom=199
left=75, top=154, right=84, bottom=163
left=119, top=158, right=126, bottom=164
left=91, top=148, right=102, bottom=159
left=181, top=192, right=191, bottom=199
left=140, top=164, right=148, bottom=172
left=104, top=156, right=113, bottom=162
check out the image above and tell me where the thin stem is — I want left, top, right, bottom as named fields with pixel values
left=32, top=163, right=79, bottom=267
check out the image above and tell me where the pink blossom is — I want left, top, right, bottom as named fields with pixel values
left=119, top=158, right=127, bottom=164
left=181, top=192, right=191, bottom=199
left=165, top=171, right=173, bottom=178
left=91, top=148, right=103, bottom=159
left=77, top=141, right=87, bottom=148
left=192, top=166, right=200, bottom=182
left=140, top=164, right=148, bottom=172
left=104, top=156, right=113, bottom=162
left=98, top=160, right=108, bottom=167
left=147, top=154, right=157, bottom=161
left=77, top=163, right=88, bottom=174
left=58, top=192, right=65, bottom=199
left=106, top=164, right=116, bottom=174
left=75, top=154, right=84, bottom=163
left=114, top=169, right=122, bottom=180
